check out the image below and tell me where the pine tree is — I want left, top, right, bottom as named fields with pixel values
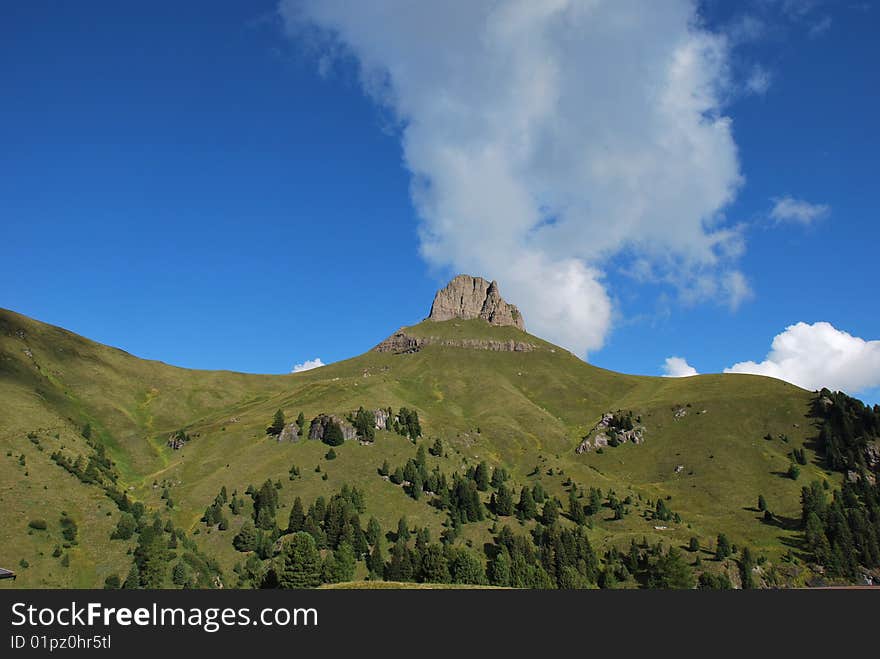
left=323, top=421, right=345, bottom=446
left=518, top=487, right=537, bottom=520
left=569, top=488, right=586, bottom=525
left=123, top=563, right=141, bottom=589
left=268, top=409, right=285, bottom=436
left=277, top=532, right=323, bottom=588
left=495, top=483, right=515, bottom=516
left=542, top=499, right=560, bottom=526
left=327, top=542, right=357, bottom=583
left=488, top=549, right=511, bottom=587
left=474, top=461, right=490, bottom=491
left=366, top=517, right=382, bottom=547
left=288, top=497, right=305, bottom=533
left=715, top=533, right=732, bottom=560
left=419, top=544, right=450, bottom=583
left=758, top=494, right=767, bottom=512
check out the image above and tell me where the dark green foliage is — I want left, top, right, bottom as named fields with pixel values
left=518, top=487, right=537, bottom=520
left=448, top=547, right=487, bottom=585
left=688, top=537, right=700, bottom=552
left=110, top=513, right=137, bottom=540
left=418, top=544, right=450, bottom=583
left=489, top=523, right=598, bottom=589
left=103, top=575, right=121, bottom=589
left=698, top=571, right=732, bottom=589
left=474, top=461, right=490, bottom=491
left=251, top=479, right=279, bottom=531
left=646, top=547, right=695, bottom=589
left=323, top=421, right=345, bottom=446
left=288, top=497, right=305, bottom=534
left=586, top=487, right=602, bottom=516
left=396, top=407, right=422, bottom=440
left=267, top=409, right=285, bottom=436
left=323, top=542, right=357, bottom=583
left=568, top=488, right=586, bottom=525
left=800, top=478, right=880, bottom=579
left=757, top=494, right=767, bottom=512
left=133, top=525, right=170, bottom=588
left=277, top=532, right=322, bottom=589
left=325, top=448, right=337, bottom=460
left=787, top=463, right=800, bottom=480
left=28, top=519, right=47, bottom=530
left=542, top=499, right=559, bottom=526
left=813, top=389, right=880, bottom=473
left=429, top=438, right=444, bottom=457
left=353, top=407, right=375, bottom=443
left=715, top=534, right=732, bottom=560
left=493, top=482, right=515, bottom=516
left=172, top=562, right=188, bottom=586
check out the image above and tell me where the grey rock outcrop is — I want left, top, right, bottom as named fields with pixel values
left=308, top=414, right=357, bottom=442
left=576, top=412, right=645, bottom=453
left=373, top=408, right=391, bottom=430
left=373, top=330, right=536, bottom=355
left=278, top=423, right=300, bottom=442
left=427, top=275, right=525, bottom=330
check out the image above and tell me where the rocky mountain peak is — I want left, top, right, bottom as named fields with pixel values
left=427, top=274, right=525, bottom=330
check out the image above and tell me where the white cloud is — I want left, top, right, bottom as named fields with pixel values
left=745, top=65, right=772, bottom=95
left=291, top=357, right=325, bottom=373
left=662, top=356, right=699, bottom=377
left=281, top=1, right=748, bottom=357
left=770, top=195, right=830, bottom=224
left=725, top=322, right=880, bottom=393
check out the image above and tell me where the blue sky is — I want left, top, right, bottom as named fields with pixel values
left=1, top=1, right=878, bottom=403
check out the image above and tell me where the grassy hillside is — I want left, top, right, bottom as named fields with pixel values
left=1, top=308, right=832, bottom=589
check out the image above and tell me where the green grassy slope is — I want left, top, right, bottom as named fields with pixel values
left=0, top=309, right=826, bottom=588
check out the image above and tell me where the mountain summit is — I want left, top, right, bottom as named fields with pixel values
left=427, top=274, right=525, bottom=330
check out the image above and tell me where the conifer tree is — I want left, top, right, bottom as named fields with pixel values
left=278, top=532, right=323, bottom=589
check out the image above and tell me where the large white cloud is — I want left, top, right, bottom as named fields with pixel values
left=280, top=0, right=748, bottom=356
left=725, top=322, right=880, bottom=393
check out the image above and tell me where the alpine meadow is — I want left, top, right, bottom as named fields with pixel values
left=2, top=275, right=878, bottom=590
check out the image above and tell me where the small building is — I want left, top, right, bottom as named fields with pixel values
left=0, top=567, right=16, bottom=580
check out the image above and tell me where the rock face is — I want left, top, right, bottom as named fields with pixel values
left=278, top=423, right=300, bottom=442
left=373, top=330, right=536, bottom=355
left=308, top=414, right=357, bottom=442
left=373, top=408, right=391, bottom=430
left=427, top=275, right=525, bottom=330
